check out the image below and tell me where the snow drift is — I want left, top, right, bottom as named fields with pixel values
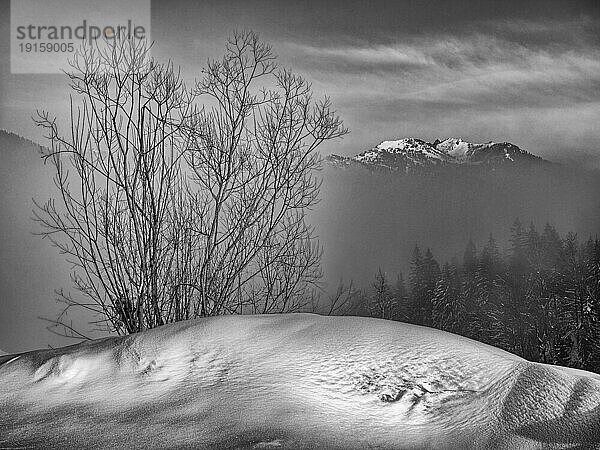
left=1, top=314, right=599, bottom=449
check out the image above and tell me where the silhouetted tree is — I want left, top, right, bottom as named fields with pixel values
left=34, top=31, right=347, bottom=337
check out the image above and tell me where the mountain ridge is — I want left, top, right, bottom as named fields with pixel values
left=327, top=137, right=547, bottom=172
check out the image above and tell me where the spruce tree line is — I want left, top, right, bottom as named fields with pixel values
left=351, top=220, right=600, bottom=373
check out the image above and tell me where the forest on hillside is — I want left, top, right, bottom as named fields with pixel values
left=318, top=163, right=600, bottom=288
left=341, top=220, right=600, bottom=373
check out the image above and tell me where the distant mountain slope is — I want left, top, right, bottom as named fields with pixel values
left=0, top=129, right=43, bottom=153
left=0, top=129, right=85, bottom=352
left=328, top=137, right=545, bottom=172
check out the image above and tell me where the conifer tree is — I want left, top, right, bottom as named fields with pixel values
left=509, top=218, right=527, bottom=274
left=369, top=268, right=395, bottom=320
left=421, top=248, right=441, bottom=326
left=408, top=245, right=425, bottom=325
left=432, top=262, right=463, bottom=333
left=463, top=238, right=478, bottom=275
left=394, top=272, right=410, bottom=322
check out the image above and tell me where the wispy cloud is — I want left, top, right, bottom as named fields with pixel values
left=278, top=17, right=600, bottom=157
left=287, top=27, right=600, bottom=108
left=287, top=42, right=436, bottom=68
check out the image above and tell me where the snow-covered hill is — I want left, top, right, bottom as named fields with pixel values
left=328, top=137, right=545, bottom=172
left=1, top=313, right=599, bottom=448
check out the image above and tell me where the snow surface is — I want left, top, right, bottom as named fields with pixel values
left=354, top=138, right=451, bottom=170
left=375, top=138, right=449, bottom=160
left=435, top=137, right=474, bottom=161
left=1, top=313, right=599, bottom=448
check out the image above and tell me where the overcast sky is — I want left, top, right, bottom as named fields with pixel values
left=1, top=0, right=600, bottom=161
left=0, top=0, right=599, bottom=351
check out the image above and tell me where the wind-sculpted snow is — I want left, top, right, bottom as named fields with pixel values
left=1, top=314, right=600, bottom=448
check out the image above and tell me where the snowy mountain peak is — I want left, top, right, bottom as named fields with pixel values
left=436, top=139, right=531, bottom=164
left=355, top=138, right=450, bottom=168
left=435, top=138, right=474, bottom=161
left=328, top=137, right=544, bottom=172
left=376, top=138, right=428, bottom=150
left=438, top=137, right=467, bottom=146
